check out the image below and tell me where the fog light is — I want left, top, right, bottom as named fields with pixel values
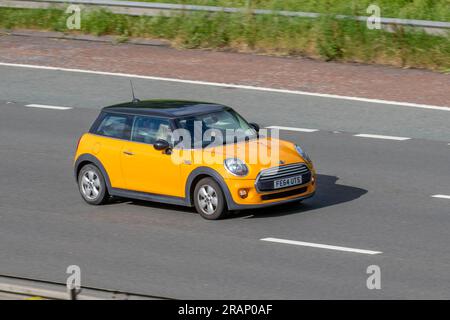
left=311, top=175, right=316, bottom=185
left=238, top=189, right=248, bottom=199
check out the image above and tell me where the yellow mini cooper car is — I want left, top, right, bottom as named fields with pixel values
left=74, top=100, right=316, bottom=219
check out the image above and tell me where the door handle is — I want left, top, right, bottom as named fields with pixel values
left=123, top=151, right=134, bottom=156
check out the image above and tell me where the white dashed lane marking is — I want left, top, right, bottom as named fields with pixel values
left=267, top=127, right=415, bottom=143
left=431, top=195, right=450, bottom=200
left=261, top=237, right=382, bottom=255
left=353, top=134, right=411, bottom=141
left=26, top=104, right=73, bottom=110
left=17, top=104, right=439, bottom=147
left=266, top=126, right=319, bottom=133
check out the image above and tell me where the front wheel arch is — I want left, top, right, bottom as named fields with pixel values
left=185, top=168, right=233, bottom=209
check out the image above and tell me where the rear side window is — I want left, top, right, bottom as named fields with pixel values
left=95, top=113, right=132, bottom=140
left=131, top=116, right=172, bottom=145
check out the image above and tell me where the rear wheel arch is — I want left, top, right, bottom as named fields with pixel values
left=76, top=160, right=93, bottom=181
left=74, top=154, right=111, bottom=191
left=78, top=163, right=110, bottom=205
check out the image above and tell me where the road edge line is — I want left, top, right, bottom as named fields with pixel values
left=1, top=62, right=449, bottom=112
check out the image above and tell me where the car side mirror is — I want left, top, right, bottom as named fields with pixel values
left=249, top=122, right=260, bottom=132
left=154, top=139, right=170, bottom=151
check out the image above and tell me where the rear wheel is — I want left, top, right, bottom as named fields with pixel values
left=194, top=178, right=228, bottom=220
left=78, top=164, right=109, bottom=205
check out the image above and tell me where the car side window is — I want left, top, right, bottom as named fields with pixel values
left=95, top=114, right=132, bottom=140
left=131, top=116, right=172, bottom=145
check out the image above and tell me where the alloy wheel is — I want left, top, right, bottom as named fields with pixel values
left=197, top=185, right=218, bottom=215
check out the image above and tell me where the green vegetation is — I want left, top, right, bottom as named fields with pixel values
left=127, top=0, right=450, bottom=22
left=0, top=6, right=449, bottom=71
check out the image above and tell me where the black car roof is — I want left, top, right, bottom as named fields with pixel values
left=102, top=100, right=229, bottom=118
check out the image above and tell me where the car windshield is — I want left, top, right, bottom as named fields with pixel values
left=174, top=109, right=257, bottom=148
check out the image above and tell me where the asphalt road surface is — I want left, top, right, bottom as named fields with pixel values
left=0, top=65, right=449, bottom=299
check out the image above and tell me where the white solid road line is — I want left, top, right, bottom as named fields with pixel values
left=261, top=237, right=382, bottom=255
left=1, top=62, right=450, bottom=112
left=353, top=133, right=411, bottom=141
left=431, top=195, right=450, bottom=200
left=25, top=104, right=72, bottom=110
left=266, top=126, right=319, bottom=133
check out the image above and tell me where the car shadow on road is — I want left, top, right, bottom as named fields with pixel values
left=112, top=174, right=367, bottom=219
left=112, top=197, right=197, bottom=213
left=233, top=174, right=368, bottom=219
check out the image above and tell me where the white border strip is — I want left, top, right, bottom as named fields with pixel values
left=354, top=133, right=411, bottom=141
left=266, top=126, right=319, bottom=133
left=26, top=104, right=72, bottom=110
left=431, top=194, right=450, bottom=200
left=1, top=62, right=450, bottom=111
left=0, top=283, right=101, bottom=300
left=261, top=237, right=382, bottom=255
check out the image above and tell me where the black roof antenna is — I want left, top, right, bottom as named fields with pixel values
left=130, top=80, right=140, bottom=103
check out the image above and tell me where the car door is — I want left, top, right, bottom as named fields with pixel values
left=121, top=115, right=183, bottom=197
left=91, top=112, right=133, bottom=189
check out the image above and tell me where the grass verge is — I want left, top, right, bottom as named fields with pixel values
left=0, top=7, right=449, bottom=71
left=114, top=0, right=450, bottom=22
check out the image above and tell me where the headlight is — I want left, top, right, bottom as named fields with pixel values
left=295, top=144, right=312, bottom=163
left=224, top=158, right=249, bottom=176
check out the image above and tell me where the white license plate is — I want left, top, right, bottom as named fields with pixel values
left=273, top=175, right=303, bottom=189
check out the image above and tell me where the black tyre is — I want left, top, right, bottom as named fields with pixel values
left=193, top=178, right=228, bottom=220
left=78, top=164, right=109, bottom=205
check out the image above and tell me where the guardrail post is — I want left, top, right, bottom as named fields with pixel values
left=68, top=287, right=79, bottom=300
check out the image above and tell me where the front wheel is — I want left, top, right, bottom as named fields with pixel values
left=78, top=164, right=109, bottom=205
left=194, top=178, right=228, bottom=220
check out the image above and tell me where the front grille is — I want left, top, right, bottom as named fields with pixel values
left=256, top=163, right=311, bottom=192
left=261, top=187, right=308, bottom=201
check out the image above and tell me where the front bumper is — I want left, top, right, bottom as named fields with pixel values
left=227, top=190, right=315, bottom=210
left=224, top=177, right=316, bottom=211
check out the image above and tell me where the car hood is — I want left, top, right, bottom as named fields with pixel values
left=202, top=138, right=307, bottom=179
